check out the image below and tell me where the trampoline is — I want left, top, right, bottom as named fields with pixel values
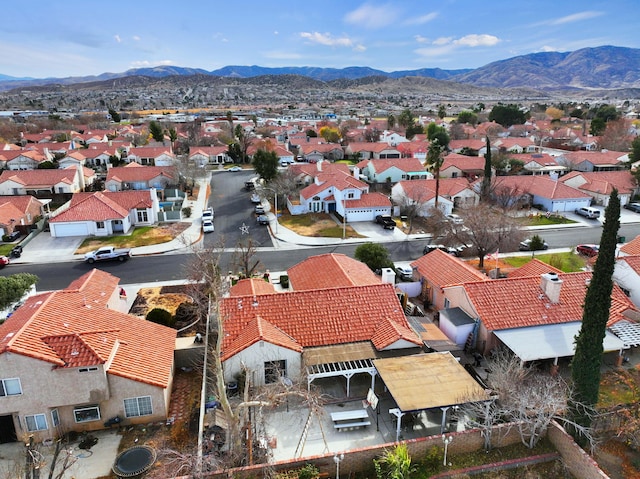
left=112, top=445, right=157, bottom=477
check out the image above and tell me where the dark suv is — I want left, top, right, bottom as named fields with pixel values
left=375, top=215, right=396, bottom=230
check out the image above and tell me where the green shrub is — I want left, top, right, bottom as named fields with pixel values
left=280, top=275, right=289, bottom=288
left=182, top=206, right=192, bottom=218
left=146, top=308, right=175, bottom=327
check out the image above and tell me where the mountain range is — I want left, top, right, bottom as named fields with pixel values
left=1, top=45, right=639, bottom=93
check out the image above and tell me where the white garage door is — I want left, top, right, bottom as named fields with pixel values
left=51, top=223, right=89, bottom=237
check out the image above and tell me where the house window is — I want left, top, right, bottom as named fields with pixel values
left=96, top=221, right=105, bottom=229
left=347, top=193, right=355, bottom=199
left=124, top=396, right=153, bottom=418
left=451, top=172, right=458, bottom=178
left=136, top=209, right=148, bottom=222
left=444, top=298, right=450, bottom=308
left=25, top=414, right=47, bottom=432
left=0, top=378, right=22, bottom=396
left=264, top=360, right=286, bottom=384
left=74, top=406, right=100, bottom=423
left=51, top=409, right=60, bottom=427
left=78, top=367, right=98, bottom=373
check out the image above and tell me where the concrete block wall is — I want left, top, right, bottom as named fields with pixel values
left=547, top=421, right=609, bottom=479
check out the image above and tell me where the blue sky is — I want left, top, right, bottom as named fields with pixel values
left=2, top=0, right=638, bottom=79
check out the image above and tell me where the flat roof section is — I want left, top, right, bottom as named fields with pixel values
left=373, top=352, right=488, bottom=412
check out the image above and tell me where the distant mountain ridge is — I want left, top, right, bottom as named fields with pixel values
left=0, top=45, right=638, bottom=92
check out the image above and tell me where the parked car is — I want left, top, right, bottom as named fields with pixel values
left=445, top=213, right=464, bottom=224
left=202, top=219, right=214, bottom=233
left=202, top=207, right=214, bottom=220
left=250, top=194, right=261, bottom=204
left=0, top=256, right=9, bottom=269
left=624, top=202, right=640, bottom=213
left=576, top=244, right=599, bottom=257
left=244, top=180, right=255, bottom=191
left=519, top=238, right=549, bottom=251
left=4, top=230, right=21, bottom=242
left=228, top=165, right=243, bottom=172
left=84, top=246, right=131, bottom=264
left=257, top=215, right=269, bottom=225
left=574, top=206, right=600, bottom=219
left=395, top=265, right=414, bottom=281
left=255, top=205, right=265, bottom=215
left=423, top=244, right=466, bottom=256
left=375, top=215, right=396, bottom=230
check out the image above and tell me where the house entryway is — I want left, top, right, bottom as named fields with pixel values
left=0, top=415, right=17, bottom=443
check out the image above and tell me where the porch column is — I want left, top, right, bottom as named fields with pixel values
left=550, top=357, right=559, bottom=376
left=440, top=406, right=450, bottom=434
left=389, top=408, right=404, bottom=443
left=344, top=372, right=355, bottom=397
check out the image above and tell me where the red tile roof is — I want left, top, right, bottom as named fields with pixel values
left=106, top=164, right=177, bottom=183
left=559, top=170, right=636, bottom=195
left=229, top=278, right=277, bottom=296
left=492, top=175, right=590, bottom=200
left=620, top=236, right=640, bottom=255
left=363, top=157, right=425, bottom=173
left=0, top=169, right=77, bottom=188
left=0, top=270, right=175, bottom=388
left=616, top=255, right=640, bottom=274
left=219, top=284, right=421, bottom=360
left=345, top=192, right=391, bottom=208
left=508, top=259, right=562, bottom=278
left=50, top=191, right=130, bottom=222
left=287, top=253, right=380, bottom=290
left=457, top=271, right=635, bottom=331
left=411, top=249, right=487, bottom=288
left=561, top=150, right=628, bottom=166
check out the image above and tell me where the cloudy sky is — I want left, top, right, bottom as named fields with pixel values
left=2, top=0, right=638, bottom=78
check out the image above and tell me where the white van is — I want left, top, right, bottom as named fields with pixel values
left=575, top=206, right=600, bottom=219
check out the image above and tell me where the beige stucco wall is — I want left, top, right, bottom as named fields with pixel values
left=223, top=341, right=302, bottom=387
left=0, top=351, right=171, bottom=441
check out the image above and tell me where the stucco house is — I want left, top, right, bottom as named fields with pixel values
left=355, top=158, right=429, bottom=184
left=441, top=271, right=633, bottom=367
left=298, top=142, right=344, bottom=163
left=391, top=178, right=478, bottom=214
left=0, top=270, right=176, bottom=443
left=3, top=150, right=48, bottom=170
left=558, top=170, right=637, bottom=207
left=0, top=196, right=46, bottom=237
left=188, top=146, right=232, bottom=166
left=557, top=150, right=629, bottom=172
left=126, top=146, right=175, bottom=166
left=439, top=154, right=486, bottom=179
left=0, top=169, right=83, bottom=197
left=613, top=255, right=640, bottom=308
left=218, top=283, right=422, bottom=388
left=344, top=142, right=402, bottom=160
left=49, top=189, right=160, bottom=237
left=105, top=164, right=177, bottom=192
left=490, top=175, right=591, bottom=212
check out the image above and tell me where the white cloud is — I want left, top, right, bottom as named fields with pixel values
left=453, top=34, right=500, bottom=47
left=274, top=31, right=279, bottom=35
left=344, top=3, right=398, bottom=29
left=132, top=36, right=141, bottom=41
left=300, top=32, right=354, bottom=47
left=548, top=10, right=604, bottom=25
left=264, top=50, right=303, bottom=60
left=405, top=12, right=438, bottom=25
left=414, top=35, right=429, bottom=44
left=114, top=35, right=121, bottom=43
left=354, top=44, right=366, bottom=52
left=539, top=45, right=558, bottom=52
left=433, top=36, right=453, bottom=46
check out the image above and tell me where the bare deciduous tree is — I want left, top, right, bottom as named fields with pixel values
left=232, top=238, right=262, bottom=277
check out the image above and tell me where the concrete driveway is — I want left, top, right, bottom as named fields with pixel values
left=15, top=232, right=84, bottom=264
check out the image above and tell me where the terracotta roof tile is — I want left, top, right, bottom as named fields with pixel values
left=345, top=192, right=391, bottom=208
left=509, top=259, right=563, bottom=278
left=225, top=317, right=303, bottom=357
left=0, top=270, right=175, bottom=388
left=411, top=249, right=487, bottom=288
left=457, top=271, right=635, bottom=331
left=287, top=253, right=380, bottom=290
left=620, top=235, right=640, bottom=255
left=229, top=278, right=277, bottom=296
left=219, top=284, right=421, bottom=360
left=106, top=165, right=177, bottom=183
left=50, top=191, right=130, bottom=222
left=0, top=169, right=77, bottom=188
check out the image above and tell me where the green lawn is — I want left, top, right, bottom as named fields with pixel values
left=518, top=213, right=577, bottom=226
left=503, top=251, right=587, bottom=272
left=77, top=226, right=174, bottom=252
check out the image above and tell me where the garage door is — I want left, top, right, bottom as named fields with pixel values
left=51, top=223, right=89, bottom=237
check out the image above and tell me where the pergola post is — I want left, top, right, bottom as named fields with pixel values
left=389, top=408, right=404, bottom=442
left=440, top=406, right=450, bottom=434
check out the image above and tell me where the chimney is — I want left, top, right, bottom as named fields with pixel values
left=380, top=267, right=396, bottom=285
left=317, top=160, right=322, bottom=171
left=353, top=166, right=360, bottom=179
left=540, top=272, right=562, bottom=304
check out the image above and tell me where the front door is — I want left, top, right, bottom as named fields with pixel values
left=0, top=415, right=17, bottom=443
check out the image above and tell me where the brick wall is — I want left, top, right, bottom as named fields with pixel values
left=547, top=421, right=610, bottom=479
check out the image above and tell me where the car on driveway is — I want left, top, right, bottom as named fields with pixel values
left=254, top=205, right=265, bottom=215
left=395, top=265, right=414, bottom=281
left=624, top=202, right=640, bottom=213
left=257, top=215, right=269, bottom=225
left=576, top=244, right=599, bottom=257
left=445, top=213, right=463, bottom=224
left=228, top=166, right=243, bottom=172
left=375, top=215, right=396, bottom=230
left=519, top=238, right=549, bottom=251
left=202, top=219, right=214, bottom=233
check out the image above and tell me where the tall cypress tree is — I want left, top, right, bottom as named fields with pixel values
left=481, top=137, right=492, bottom=202
left=571, top=189, right=620, bottom=434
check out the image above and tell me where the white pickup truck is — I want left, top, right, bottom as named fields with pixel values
left=84, top=246, right=132, bottom=264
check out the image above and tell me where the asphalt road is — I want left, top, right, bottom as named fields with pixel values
left=205, top=170, right=271, bottom=248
